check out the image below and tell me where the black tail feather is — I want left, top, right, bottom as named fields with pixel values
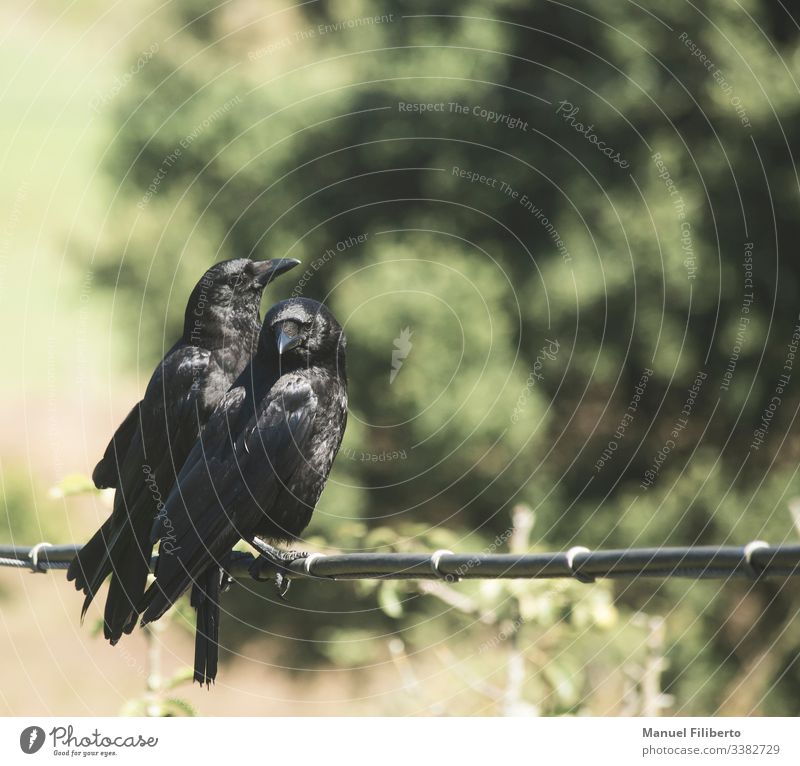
left=103, top=547, right=152, bottom=644
left=67, top=519, right=115, bottom=617
left=101, top=508, right=156, bottom=643
left=191, top=567, right=221, bottom=686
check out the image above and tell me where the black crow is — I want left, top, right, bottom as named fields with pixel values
left=67, top=257, right=300, bottom=643
left=138, top=297, right=348, bottom=685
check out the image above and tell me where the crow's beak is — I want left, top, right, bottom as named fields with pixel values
left=252, top=258, right=301, bottom=286
left=276, top=327, right=302, bottom=355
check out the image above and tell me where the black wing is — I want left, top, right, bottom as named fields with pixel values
left=99, top=345, right=215, bottom=639
left=68, top=344, right=213, bottom=641
left=140, top=375, right=318, bottom=625
left=92, top=403, right=142, bottom=489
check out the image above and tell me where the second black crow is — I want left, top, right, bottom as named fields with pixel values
left=137, top=297, right=348, bottom=685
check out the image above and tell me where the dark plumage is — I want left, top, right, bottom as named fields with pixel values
left=67, top=257, right=299, bottom=643
left=138, top=298, right=348, bottom=685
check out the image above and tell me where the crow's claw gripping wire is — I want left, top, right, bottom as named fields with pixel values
left=275, top=571, right=291, bottom=599
left=247, top=541, right=308, bottom=599
left=218, top=554, right=236, bottom=594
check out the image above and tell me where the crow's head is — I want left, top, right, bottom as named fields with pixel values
left=188, top=257, right=300, bottom=309
left=184, top=257, right=299, bottom=342
left=263, top=297, right=346, bottom=370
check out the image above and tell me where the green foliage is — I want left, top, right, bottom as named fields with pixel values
left=49, top=474, right=101, bottom=499
left=120, top=690, right=197, bottom=718
left=0, top=464, right=62, bottom=549
left=118, top=623, right=196, bottom=717
left=345, top=508, right=658, bottom=715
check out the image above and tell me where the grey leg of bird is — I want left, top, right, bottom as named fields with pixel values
left=247, top=537, right=307, bottom=599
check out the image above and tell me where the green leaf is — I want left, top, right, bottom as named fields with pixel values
left=378, top=581, right=404, bottom=618
left=163, top=666, right=194, bottom=691
left=541, top=657, right=583, bottom=707
left=49, top=473, right=99, bottom=498
left=159, top=697, right=197, bottom=717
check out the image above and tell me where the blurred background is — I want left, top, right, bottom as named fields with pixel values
left=2, top=0, right=800, bottom=716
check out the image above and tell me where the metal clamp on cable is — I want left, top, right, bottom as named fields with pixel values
left=566, top=546, right=594, bottom=583
left=28, top=542, right=53, bottom=573
left=430, top=549, right=457, bottom=581
left=303, top=552, right=326, bottom=577
left=743, top=540, right=769, bottom=578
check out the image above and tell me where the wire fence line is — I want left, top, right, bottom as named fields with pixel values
left=1, top=541, right=800, bottom=582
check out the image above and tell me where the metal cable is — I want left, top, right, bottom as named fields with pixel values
left=0, top=542, right=798, bottom=581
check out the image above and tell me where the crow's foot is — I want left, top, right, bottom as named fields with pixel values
left=218, top=553, right=237, bottom=594
left=247, top=543, right=307, bottom=600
